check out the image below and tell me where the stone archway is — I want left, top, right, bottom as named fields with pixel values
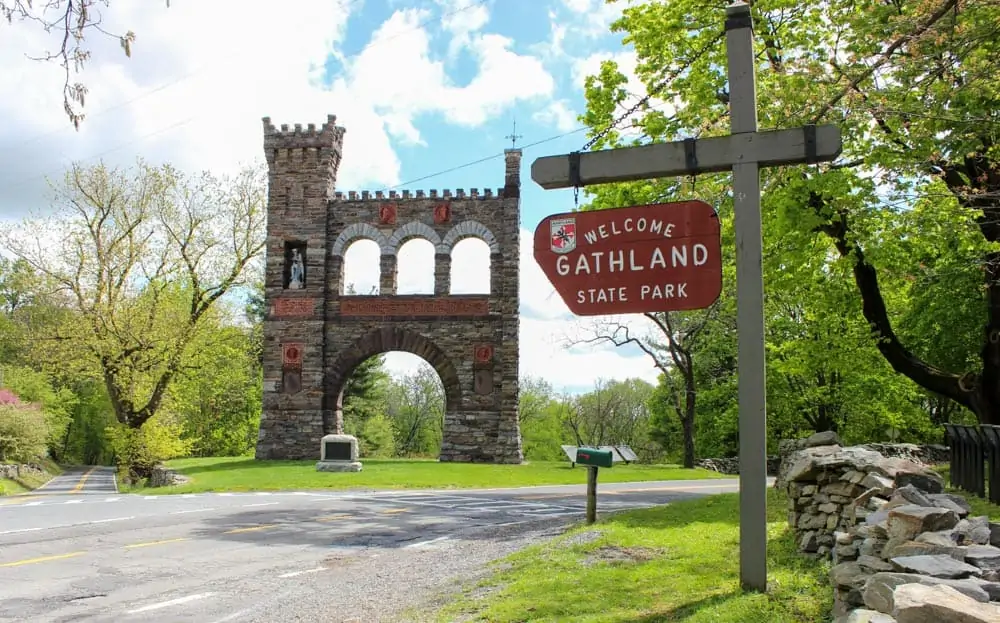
left=257, top=114, right=523, bottom=464
left=326, top=327, right=462, bottom=435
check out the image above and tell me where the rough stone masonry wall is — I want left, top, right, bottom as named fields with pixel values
left=780, top=432, right=1000, bottom=622
left=256, top=114, right=523, bottom=464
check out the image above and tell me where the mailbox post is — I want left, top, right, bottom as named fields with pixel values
left=576, top=447, right=613, bottom=524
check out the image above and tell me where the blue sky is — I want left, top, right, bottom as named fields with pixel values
left=0, top=0, right=662, bottom=394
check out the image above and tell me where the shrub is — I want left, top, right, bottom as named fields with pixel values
left=106, top=415, right=194, bottom=482
left=0, top=403, right=49, bottom=462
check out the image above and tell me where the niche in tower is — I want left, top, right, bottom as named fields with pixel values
left=284, top=241, right=308, bottom=290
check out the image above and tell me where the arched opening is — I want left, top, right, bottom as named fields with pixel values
left=449, top=237, right=491, bottom=294
left=342, top=239, right=380, bottom=295
left=396, top=238, right=435, bottom=294
left=330, top=329, right=461, bottom=459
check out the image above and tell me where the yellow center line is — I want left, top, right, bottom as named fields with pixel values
left=0, top=497, right=36, bottom=506
left=380, top=508, right=410, bottom=515
left=224, top=524, right=279, bottom=534
left=316, top=514, right=353, bottom=522
left=0, top=552, right=86, bottom=567
left=125, top=538, right=190, bottom=549
left=70, top=467, right=97, bottom=494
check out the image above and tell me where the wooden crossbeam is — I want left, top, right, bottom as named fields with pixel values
left=530, top=125, right=842, bottom=189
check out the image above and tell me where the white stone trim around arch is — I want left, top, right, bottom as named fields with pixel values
left=387, top=221, right=443, bottom=255
left=331, top=223, right=391, bottom=257
left=441, top=220, right=500, bottom=255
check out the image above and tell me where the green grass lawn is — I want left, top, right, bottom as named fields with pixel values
left=0, top=459, right=62, bottom=496
left=427, top=488, right=831, bottom=623
left=148, top=457, right=727, bottom=494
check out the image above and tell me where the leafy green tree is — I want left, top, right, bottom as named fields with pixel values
left=385, top=363, right=445, bottom=456
left=585, top=0, right=1000, bottom=426
left=518, top=376, right=572, bottom=461
left=0, top=159, right=267, bottom=432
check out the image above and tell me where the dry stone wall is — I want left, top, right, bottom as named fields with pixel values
left=256, top=115, right=523, bottom=464
left=781, top=432, right=1000, bottom=622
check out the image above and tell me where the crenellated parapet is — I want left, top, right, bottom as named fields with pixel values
left=262, top=114, right=346, bottom=152
left=332, top=188, right=503, bottom=201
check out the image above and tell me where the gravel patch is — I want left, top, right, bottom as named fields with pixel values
left=239, top=517, right=580, bottom=623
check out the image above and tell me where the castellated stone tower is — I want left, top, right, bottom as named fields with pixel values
left=256, top=114, right=524, bottom=464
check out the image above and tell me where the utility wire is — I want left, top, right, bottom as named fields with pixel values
left=9, top=0, right=488, bottom=149
left=2, top=0, right=492, bottom=191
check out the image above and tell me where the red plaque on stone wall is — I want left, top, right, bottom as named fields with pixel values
left=273, top=298, right=316, bottom=317
left=282, top=343, right=304, bottom=367
left=433, top=202, right=450, bottom=224
left=473, top=344, right=494, bottom=364
left=379, top=203, right=397, bottom=225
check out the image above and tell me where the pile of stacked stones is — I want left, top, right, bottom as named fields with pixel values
left=779, top=432, right=1000, bottom=622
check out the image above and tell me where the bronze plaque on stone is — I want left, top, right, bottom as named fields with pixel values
left=273, top=298, right=316, bottom=317
left=282, top=369, right=302, bottom=394
left=340, top=296, right=489, bottom=317
left=474, top=369, right=493, bottom=395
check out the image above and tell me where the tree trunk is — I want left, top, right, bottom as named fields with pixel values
left=814, top=192, right=1000, bottom=427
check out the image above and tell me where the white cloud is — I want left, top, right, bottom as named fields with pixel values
left=0, top=1, right=554, bottom=222
left=436, top=0, right=491, bottom=58
left=559, top=0, right=624, bottom=38
left=532, top=99, right=579, bottom=132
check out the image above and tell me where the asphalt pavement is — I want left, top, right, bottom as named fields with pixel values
left=0, top=470, right=742, bottom=622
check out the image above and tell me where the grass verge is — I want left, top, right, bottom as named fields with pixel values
left=147, top=456, right=727, bottom=494
left=429, top=488, right=831, bottom=623
left=0, top=458, right=63, bottom=495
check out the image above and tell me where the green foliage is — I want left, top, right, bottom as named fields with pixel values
left=386, top=364, right=445, bottom=456
left=358, top=413, right=396, bottom=458
left=170, top=321, right=262, bottom=458
left=0, top=365, right=74, bottom=457
left=107, top=415, right=194, bottom=481
left=0, top=403, right=49, bottom=462
left=519, top=376, right=572, bottom=461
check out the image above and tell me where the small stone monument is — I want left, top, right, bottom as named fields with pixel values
left=315, top=434, right=362, bottom=472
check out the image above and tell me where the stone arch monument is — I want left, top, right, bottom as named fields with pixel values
left=255, top=114, right=523, bottom=464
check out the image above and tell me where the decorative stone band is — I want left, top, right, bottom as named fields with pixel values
left=272, top=298, right=317, bottom=318
left=338, top=296, right=489, bottom=317
left=330, top=219, right=500, bottom=257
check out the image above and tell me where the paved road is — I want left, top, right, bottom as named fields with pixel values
left=27, top=466, right=119, bottom=496
left=0, top=477, right=740, bottom=622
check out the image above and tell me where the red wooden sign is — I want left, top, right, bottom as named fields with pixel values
left=533, top=201, right=723, bottom=316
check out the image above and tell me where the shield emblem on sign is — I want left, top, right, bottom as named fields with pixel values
left=550, top=217, right=577, bottom=254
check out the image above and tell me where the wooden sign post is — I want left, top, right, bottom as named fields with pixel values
left=530, top=2, right=842, bottom=591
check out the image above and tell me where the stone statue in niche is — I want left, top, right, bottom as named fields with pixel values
left=288, top=248, right=305, bottom=289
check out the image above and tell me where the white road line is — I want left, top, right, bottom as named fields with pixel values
left=65, top=499, right=83, bottom=504
left=241, top=502, right=279, bottom=508
left=170, top=508, right=217, bottom=515
left=104, top=497, right=121, bottom=502
left=404, top=536, right=451, bottom=549
left=0, top=515, right=136, bottom=535
left=127, top=592, right=215, bottom=614
left=181, top=494, right=198, bottom=498
left=25, top=502, right=42, bottom=506
left=253, top=492, right=272, bottom=496
left=278, top=567, right=326, bottom=578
